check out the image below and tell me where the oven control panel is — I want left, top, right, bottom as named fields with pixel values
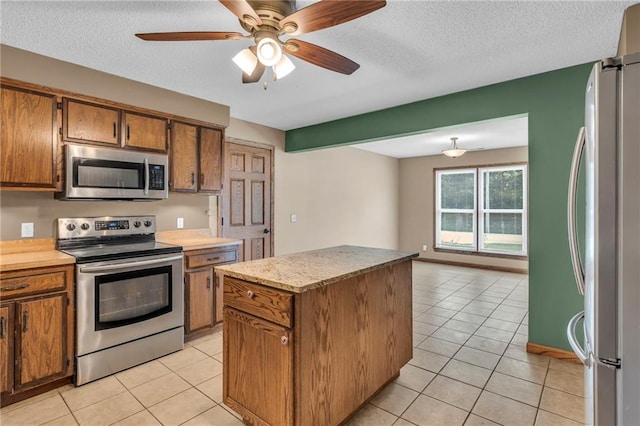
left=57, top=216, right=156, bottom=239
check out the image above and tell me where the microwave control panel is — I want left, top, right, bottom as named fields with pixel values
left=149, top=165, right=165, bottom=190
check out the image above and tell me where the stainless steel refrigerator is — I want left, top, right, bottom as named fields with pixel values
left=567, top=53, right=640, bottom=425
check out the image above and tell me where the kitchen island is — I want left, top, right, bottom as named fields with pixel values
left=216, top=245, right=418, bottom=426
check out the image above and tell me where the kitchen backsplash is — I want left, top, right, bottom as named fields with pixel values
left=0, top=191, right=216, bottom=241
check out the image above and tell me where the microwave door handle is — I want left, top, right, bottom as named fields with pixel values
left=79, top=255, right=184, bottom=273
left=144, top=158, right=149, bottom=195
left=567, top=126, right=586, bottom=295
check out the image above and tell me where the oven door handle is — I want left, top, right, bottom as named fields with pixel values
left=79, top=255, right=183, bottom=273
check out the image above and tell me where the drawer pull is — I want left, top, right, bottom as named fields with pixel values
left=0, top=317, right=6, bottom=339
left=23, top=310, right=29, bottom=333
left=207, top=257, right=221, bottom=262
left=281, top=336, right=289, bottom=345
left=246, top=290, right=255, bottom=299
left=1, top=283, right=30, bottom=292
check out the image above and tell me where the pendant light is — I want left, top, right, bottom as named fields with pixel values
left=443, top=137, right=466, bottom=158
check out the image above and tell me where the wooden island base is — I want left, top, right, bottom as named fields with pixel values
left=218, top=246, right=416, bottom=426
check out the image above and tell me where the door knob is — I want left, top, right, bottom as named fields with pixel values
left=263, top=228, right=270, bottom=234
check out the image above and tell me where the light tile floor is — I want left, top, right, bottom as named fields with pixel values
left=0, top=262, right=585, bottom=425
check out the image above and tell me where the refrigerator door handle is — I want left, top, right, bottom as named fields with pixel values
left=567, top=310, right=590, bottom=367
left=567, top=127, right=586, bottom=295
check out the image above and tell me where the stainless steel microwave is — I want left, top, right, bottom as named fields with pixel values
left=57, top=144, right=169, bottom=200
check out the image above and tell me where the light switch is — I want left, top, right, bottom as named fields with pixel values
left=177, top=217, right=184, bottom=229
left=290, top=214, right=297, bottom=223
left=21, top=222, right=34, bottom=238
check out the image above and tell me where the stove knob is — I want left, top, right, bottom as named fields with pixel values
left=80, top=223, right=90, bottom=230
left=144, top=220, right=152, bottom=227
left=133, top=221, right=141, bottom=228
left=66, top=223, right=76, bottom=231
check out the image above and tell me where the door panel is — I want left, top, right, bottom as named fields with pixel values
left=0, top=303, right=13, bottom=394
left=222, top=142, right=273, bottom=260
left=186, top=270, right=214, bottom=332
left=170, top=122, right=198, bottom=191
left=16, top=294, right=66, bottom=389
left=199, top=128, right=222, bottom=191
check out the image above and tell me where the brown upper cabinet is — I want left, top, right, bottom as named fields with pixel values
left=170, top=122, right=222, bottom=193
left=123, top=111, right=168, bottom=152
left=63, top=98, right=168, bottom=152
left=1, top=85, right=59, bottom=190
left=63, top=98, right=120, bottom=146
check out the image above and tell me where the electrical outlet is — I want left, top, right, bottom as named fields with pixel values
left=422, top=244, right=428, bottom=251
left=21, top=222, right=34, bottom=238
left=290, top=213, right=297, bottom=223
left=177, top=217, right=184, bottom=229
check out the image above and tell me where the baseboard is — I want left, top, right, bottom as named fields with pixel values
left=414, top=257, right=528, bottom=274
left=527, top=342, right=581, bottom=363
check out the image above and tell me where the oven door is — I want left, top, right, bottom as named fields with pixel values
left=76, top=253, right=183, bottom=356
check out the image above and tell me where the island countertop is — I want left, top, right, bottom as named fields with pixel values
left=215, top=245, right=418, bottom=293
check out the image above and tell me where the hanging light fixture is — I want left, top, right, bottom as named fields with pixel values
left=442, top=137, right=466, bottom=158
left=233, top=34, right=296, bottom=83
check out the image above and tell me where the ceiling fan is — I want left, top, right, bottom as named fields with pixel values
left=135, top=0, right=387, bottom=84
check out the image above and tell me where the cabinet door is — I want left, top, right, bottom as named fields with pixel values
left=15, top=294, right=66, bottom=390
left=1, top=85, right=58, bottom=188
left=170, top=122, right=198, bottom=192
left=0, top=303, right=14, bottom=394
left=186, top=269, right=214, bottom=333
left=198, top=127, right=222, bottom=192
left=214, top=272, right=223, bottom=324
left=63, top=98, right=119, bottom=145
left=224, top=307, right=293, bottom=425
left=123, top=111, right=168, bottom=152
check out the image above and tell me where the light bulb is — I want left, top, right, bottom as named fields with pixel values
left=273, top=55, right=295, bottom=80
left=232, top=48, right=258, bottom=75
left=257, top=37, right=282, bottom=66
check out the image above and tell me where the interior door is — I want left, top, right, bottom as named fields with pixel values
left=222, top=142, right=273, bottom=260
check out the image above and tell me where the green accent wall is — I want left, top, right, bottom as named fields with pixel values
left=285, top=63, right=594, bottom=351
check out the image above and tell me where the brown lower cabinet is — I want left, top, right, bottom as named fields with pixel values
left=223, top=260, right=413, bottom=425
left=183, top=244, right=241, bottom=341
left=0, top=265, right=74, bottom=406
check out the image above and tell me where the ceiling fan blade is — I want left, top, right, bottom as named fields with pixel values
left=219, top=0, right=262, bottom=26
left=243, top=62, right=265, bottom=83
left=135, top=31, right=243, bottom=41
left=284, top=39, right=359, bottom=75
left=280, top=0, right=386, bottom=35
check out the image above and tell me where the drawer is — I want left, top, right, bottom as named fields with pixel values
left=224, top=277, right=292, bottom=328
left=0, top=270, right=67, bottom=298
left=186, top=248, right=237, bottom=269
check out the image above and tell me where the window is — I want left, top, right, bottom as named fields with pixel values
left=435, top=164, right=527, bottom=256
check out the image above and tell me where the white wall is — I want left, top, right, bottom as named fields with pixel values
left=226, top=118, right=400, bottom=255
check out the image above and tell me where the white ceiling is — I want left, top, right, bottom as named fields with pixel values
left=351, top=114, right=528, bottom=158
left=0, top=0, right=632, bottom=140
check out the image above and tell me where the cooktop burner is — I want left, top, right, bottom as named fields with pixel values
left=56, top=216, right=182, bottom=263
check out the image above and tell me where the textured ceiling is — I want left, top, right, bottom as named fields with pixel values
left=0, top=0, right=633, bottom=135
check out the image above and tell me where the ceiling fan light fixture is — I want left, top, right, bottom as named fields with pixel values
left=442, top=137, right=466, bottom=158
left=273, top=54, right=295, bottom=80
left=257, top=37, right=282, bottom=66
left=232, top=48, right=258, bottom=75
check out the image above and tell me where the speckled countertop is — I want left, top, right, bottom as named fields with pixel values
left=215, top=245, right=418, bottom=293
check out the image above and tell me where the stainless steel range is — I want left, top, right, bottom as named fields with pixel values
left=56, top=215, right=184, bottom=385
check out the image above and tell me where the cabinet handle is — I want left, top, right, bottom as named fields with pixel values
left=127, top=125, right=130, bottom=140
left=246, top=290, right=254, bottom=299
left=207, top=257, right=221, bottom=262
left=215, top=275, right=220, bottom=288
left=1, top=283, right=30, bottom=292
left=281, top=336, right=289, bottom=345
left=23, top=310, right=29, bottom=333
left=191, top=172, right=195, bottom=185
left=0, top=317, right=6, bottom=339
left=113, top=122, right=116, bottom=138
left=207, top=276, right=211, bottom=290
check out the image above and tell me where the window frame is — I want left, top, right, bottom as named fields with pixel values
left=434, top=162, right=528, bottom=258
